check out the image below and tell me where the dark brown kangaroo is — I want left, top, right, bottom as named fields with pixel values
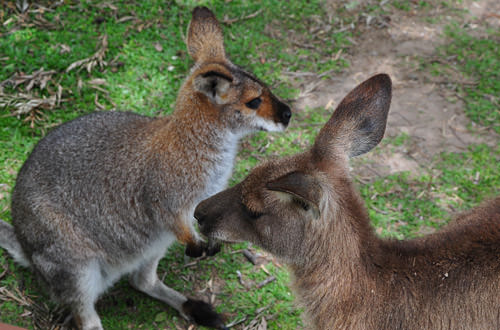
left=194, top=74, right=500, bottom=329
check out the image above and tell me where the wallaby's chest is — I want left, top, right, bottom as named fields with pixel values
left=199, top=139, right=238, bottom=200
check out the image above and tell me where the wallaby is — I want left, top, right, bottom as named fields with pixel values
left=0, top=7, right=291, bottom=330
left=194, top=74, right=500, bottom=329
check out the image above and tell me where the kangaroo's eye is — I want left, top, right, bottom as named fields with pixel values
left=245, top=97, right=262, bottom=110
left=243, top=204, right=263, bottom=220
left=294, top=198, right=310, bottom=211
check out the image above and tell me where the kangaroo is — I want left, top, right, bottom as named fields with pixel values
left=0, top=7, right=291, bottom=330
left=194, top=74, right=500, bottom=329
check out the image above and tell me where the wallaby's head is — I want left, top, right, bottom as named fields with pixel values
left=195, top=74, right=392, bottom=262
left=177, top=7, right=291, bottom=134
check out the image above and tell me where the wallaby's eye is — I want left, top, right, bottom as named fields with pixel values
left=245, top=97, right=262, bottom=110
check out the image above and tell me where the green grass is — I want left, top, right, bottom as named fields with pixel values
left=361, top=144, right=500, bottom=239
left=445, top=26, right=500, bottom=133
left=1, top=0, right=499, bottom=329
left=427, top=24, right=500, bottom=133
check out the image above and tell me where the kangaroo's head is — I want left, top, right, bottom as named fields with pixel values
left=194, top=74, right=392, bottom=263
left=176, top=7, right=291, bottom=135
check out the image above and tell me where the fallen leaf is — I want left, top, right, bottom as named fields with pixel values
left=59, top=44, right=71, bottom=54
left=88, top=78, right=107, bottom=86
left=116, top=16, right=136, bottom=23
left=154, top=312, right=167, bottom=323
left=154, top=42, right=163, bottom=52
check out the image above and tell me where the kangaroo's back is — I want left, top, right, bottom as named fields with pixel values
left=378, top=196, right=500, bottom=278
left=366, top=197, right=500, bottom=329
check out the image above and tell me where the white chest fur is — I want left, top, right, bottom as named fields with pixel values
left=201, top=131, right=240, bottom=200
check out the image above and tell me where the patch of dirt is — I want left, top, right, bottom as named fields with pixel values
left=293, top=0, right=499, bottom=179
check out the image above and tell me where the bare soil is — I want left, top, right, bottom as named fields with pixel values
left=294, top=0, right=499, bottom=178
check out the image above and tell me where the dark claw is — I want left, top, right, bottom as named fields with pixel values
left=185, top=242, right=205, bottom=258
left=206, top=241, right=221, bottom=256
left=182, top=298, right=226, bottom=329
left=185, top=241, right=221, bottom=258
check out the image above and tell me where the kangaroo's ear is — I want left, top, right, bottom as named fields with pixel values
left=193, top=67, right=234, bottom=104
left=266, top=172, right=321, bottom=217
left=187, top=7, right=226, bottom=63
left=312, top=74, right=392, bottom=162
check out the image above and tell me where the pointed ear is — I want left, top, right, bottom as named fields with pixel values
left=193, top=68, right=233, bottom=104
left=312, top=74, right=392, bottom=161
left=266, top=172, right=321, bottom=216
left=187, top=7, right=226, bottom=63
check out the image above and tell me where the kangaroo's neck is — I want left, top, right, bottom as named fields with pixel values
left=290, top=177, right=380, bottom=329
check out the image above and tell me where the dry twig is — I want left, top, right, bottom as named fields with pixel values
left=1, top=68, right=56, bottom=91
left=256, top=276, right=276, bottom=289
left=66, top=34, right=108, bottom=73
left=0, top=92, right=57, bottom=116
left=242, top=249, right=257, bottom=265
left=223, top=9, right=263, bottom=25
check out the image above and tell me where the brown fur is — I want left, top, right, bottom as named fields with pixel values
left=195, top=74, right=500, bottom=329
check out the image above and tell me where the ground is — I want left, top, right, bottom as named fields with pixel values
left=296, top=0, right=499, bottom=178
left=0, top=0, right=499, bottom=329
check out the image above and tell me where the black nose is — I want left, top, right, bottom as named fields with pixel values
left=282, top=107, right=291, bottom=122
left=280, top=104, right=292, bottom=125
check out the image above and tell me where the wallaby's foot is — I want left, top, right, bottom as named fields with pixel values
left=185, top=241, right=221, bottom=258
left=72, top=308, right=104, bottom=330
left=182, top=298, right=227, bottom=330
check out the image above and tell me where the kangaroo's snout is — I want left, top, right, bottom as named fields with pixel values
left=194, top=203, right=207, bottom=226
left=194, top=196, right=220, bottom=236
left=195, top=186, right=240, bottom=238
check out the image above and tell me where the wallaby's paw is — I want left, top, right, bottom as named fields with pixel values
left=185, top=242, right=204, bottom=257
left=182, top=298, right=227, bottom=329
left=206, top=241, right=221, bottom=256
left=185, top=241, right=221, bottom=258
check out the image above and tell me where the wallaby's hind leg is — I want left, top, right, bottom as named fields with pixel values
left=72, top=301, right=102, bottom=330
left=32, top=254, right=104, bottom=330
left=130, top=255, right=226, bottom=329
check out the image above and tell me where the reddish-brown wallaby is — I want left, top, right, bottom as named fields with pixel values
left=0, top=7, right=291, bottom=330
left=195, top=74, right=500, bottom=329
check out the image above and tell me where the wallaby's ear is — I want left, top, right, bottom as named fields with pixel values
left=193, top=66, right=234, bottom=104
left=187, top=7, right=226, bottom=63
left=312, top=74, right=392, bottom=162
left=267, top=172, right=321, bottom=217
